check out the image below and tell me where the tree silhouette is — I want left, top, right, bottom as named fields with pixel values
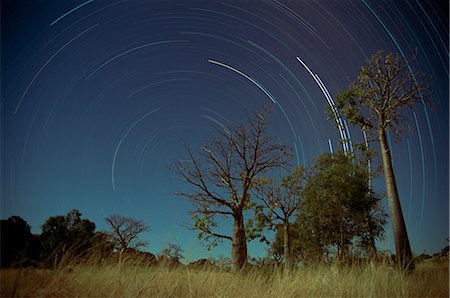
left=160, top=243, right=183, bottom=266
left=0, top=216, right=41, bottom=268
left=105, top=214, right=150, bottom=264
left=174, top=107, right=290, bottom=271
left=40, top=209, right=96, bottom=265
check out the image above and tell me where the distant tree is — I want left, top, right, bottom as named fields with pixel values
left=40, top=209, right=96, bottom=265
left=253, top=167, right=307, bottom=270
left=105, top=214, right=150, bottom=264
left=0, top=216, right=41, bottom=267
left=334, top=50, right=428, bottom=270
left=159, top=243, right=183, bottom=266
left=174, top=107, right=290, bottom=271
left=298, top=153, right=385, bottom=265
left=160, top=243, right=183, bottom=261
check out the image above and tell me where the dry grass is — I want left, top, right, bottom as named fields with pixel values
left=1, top=259, right=448, bottom=297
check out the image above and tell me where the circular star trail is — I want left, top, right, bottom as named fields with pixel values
left=1, top=0, right=448, bottom=259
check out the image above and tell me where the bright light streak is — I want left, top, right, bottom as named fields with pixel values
left=208, top=59, right=276, bottom=103
left=50, top=0, right=95, bottom=26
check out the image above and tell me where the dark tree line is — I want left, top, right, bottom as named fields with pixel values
left=0, top=216, right=41, bottom=268
left=0, top=210, right=150, bottom=268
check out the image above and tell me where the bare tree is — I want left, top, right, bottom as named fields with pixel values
left=334, top=50, right=429, bottom=271
left=253, top=167, right=306, bottom=270
left=174, top=107, right=290, bottom=271
left=160, top=243, right=183, bottom=266
left=105, top=215, right=150, bottom=264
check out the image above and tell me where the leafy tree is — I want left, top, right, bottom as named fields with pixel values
left=40, top=209, right=96, bottom=264
left=0, top=216, right=41, bottom=267
left=290, top=153, right=385, bottom=265
left=174, top=107, right=290, bottom=271
left=272, top=219, right=342, bottom=266
left=105, top=214, right=150, bottom=263
left=334, top=50, right=428, bottom=270
left=253, top=167, right=307, bottom=270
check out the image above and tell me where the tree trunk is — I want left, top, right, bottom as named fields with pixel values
left=231, top=211, right=247, bottom=272
left=365, top=210, right=377, bottom=258
left=283, top=220, right=291, bottom=271
left=338, top=221, right=348, bottom=266
left=367, top=232, right=377, bottom=257
left=119, top=247, right=125, bottom=266
left=378, top=129, right=415, bottom=271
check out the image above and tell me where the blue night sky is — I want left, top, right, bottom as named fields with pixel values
left=1, top=0, right=448, bottom=261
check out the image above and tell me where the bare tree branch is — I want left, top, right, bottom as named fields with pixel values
left=105, top=215, right=150, bottom=252
left=173, top=106, right=291, bottom=255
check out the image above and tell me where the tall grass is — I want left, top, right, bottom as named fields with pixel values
left=1, top=258, right=448, bottom=297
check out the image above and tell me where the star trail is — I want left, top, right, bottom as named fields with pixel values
left=1, top=0, right=448, bottom=260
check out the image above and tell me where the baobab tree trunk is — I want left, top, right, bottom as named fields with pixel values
left=378, top=128, right=415, bottom=271
left=231, top=211, right=247, bottom=271
left=283, top=220, right=291, bottom=271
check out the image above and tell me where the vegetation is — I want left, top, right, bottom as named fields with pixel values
left=174, top=107, right=290, bottom=271
left=0, top=216, right=40, bottom=268
left=300, top=153, right=385, bottom=265
left=0, top=50, right=444, bottom=295
left=40, top=210, right=96, bottom=265
left=334, top=50, right=429, bottom=270
left=269, top=153, right=386, bottom=267
left=253, top=167, right=307, bottom=270
left=159, top=243, right=184, bottom=266
left=105, top=214, right=150, bottom=264
left=1, top=257, right=448, bottom=297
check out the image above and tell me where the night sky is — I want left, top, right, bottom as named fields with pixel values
left=1, top=0, right=448, bottom=261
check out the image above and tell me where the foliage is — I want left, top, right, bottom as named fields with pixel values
left=253, top=167, right=307, bottom=229
left=40, top=209, right=96, bottom=264
left=253, top=167, right=307, bottom=269
left=334, top=50, right=427, bottom=270
left=333, top=49, right=428, bottom=141
left=0, top=216, right=41, bottom=268
left=174, top=106, right=290, bottom=271
left=272, top=153, right=386, bottom=265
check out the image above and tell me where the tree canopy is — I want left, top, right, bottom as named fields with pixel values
left=105, top=214, right=150, bottom=258
left=272, top=153, right=386, bottom=266
left=174, top=106, right=290, bottom=271
left=40, top=209, right=96, bottom=264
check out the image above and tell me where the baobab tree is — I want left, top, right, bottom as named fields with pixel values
left=105, top=215, right=150, bottom=264
left=334, top=50, right=429, bottom=270
left=174, top=107, right=290, bottom=271
left=253, top=167, right=307, bottom=270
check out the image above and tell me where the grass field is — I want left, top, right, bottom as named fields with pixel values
left=1, top=259, right=448, bottom=297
